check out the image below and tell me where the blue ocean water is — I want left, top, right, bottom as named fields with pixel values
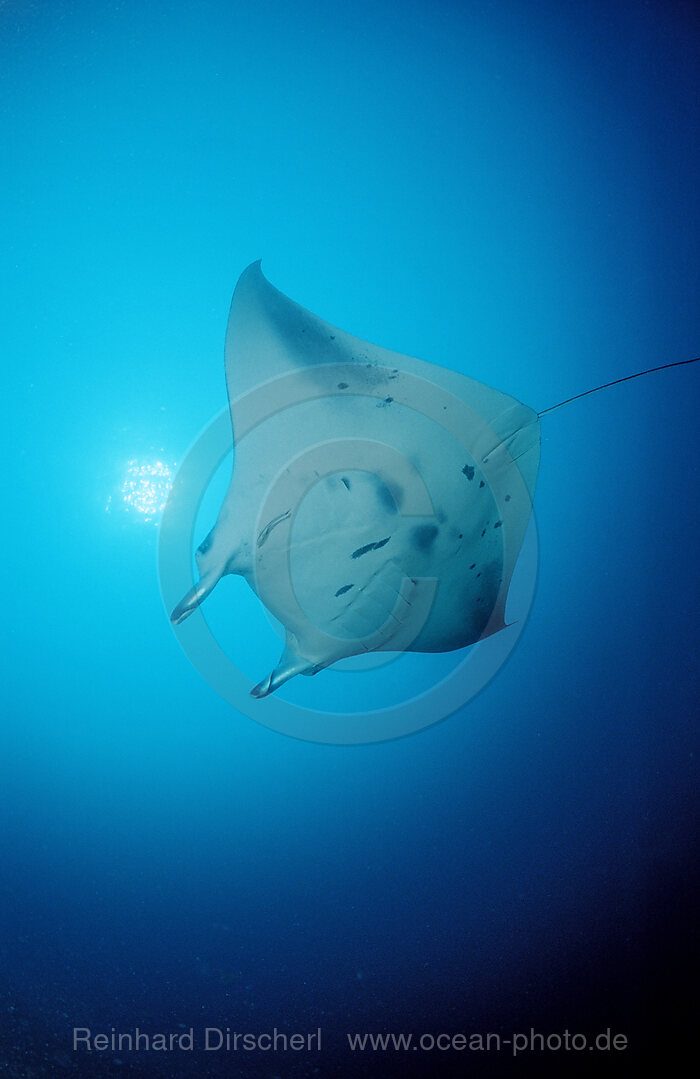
left=1, top=1, right=698, bottom=1076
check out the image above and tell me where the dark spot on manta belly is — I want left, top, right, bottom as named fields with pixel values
left=505, top=494, right=511, bottom=501
left=479, top=480, right=485, bottom=488
left=412, top=524, right=438, bottom=550
left=376, top=482, right=401, bottom=513
left=352, top=537, right=391, bottom=559
left=340, top=476, right=351, bottom=490
left=469, top=563, right=476, bottom=569
left=481, top=529, right=486, bottom=537
left=494, top=520, right=502, bottom=528
left=376, top=396, right=394, bottom=408
left=337, top=382, right=348, bottom=389
left=462, top=464, right=475, bottom=480
left=335, top=584, right=354, bottom=597
left=197, top=530, right=214, bottom=556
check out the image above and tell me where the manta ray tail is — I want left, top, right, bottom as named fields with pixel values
left=538, top=357, right=698, bottom=416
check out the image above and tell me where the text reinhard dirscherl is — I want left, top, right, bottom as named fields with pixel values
left=73, top=1028, right=322, bottom=1053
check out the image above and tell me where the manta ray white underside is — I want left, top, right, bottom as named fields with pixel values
left=171, top=263, right=540, bottom=697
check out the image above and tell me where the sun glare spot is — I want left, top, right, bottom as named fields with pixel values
left=107, top=459, right=175, bottom=524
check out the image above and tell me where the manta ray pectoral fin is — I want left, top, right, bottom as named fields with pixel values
left=250, top=646, right=317, bottom=699
left=170, top=569, right=223, bottom=626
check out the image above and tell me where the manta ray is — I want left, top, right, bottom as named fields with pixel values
left=170, top=262, right=697, bottom=698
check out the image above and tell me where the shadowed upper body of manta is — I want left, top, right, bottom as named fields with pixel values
left=170, top=262, right=698, bottom=698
